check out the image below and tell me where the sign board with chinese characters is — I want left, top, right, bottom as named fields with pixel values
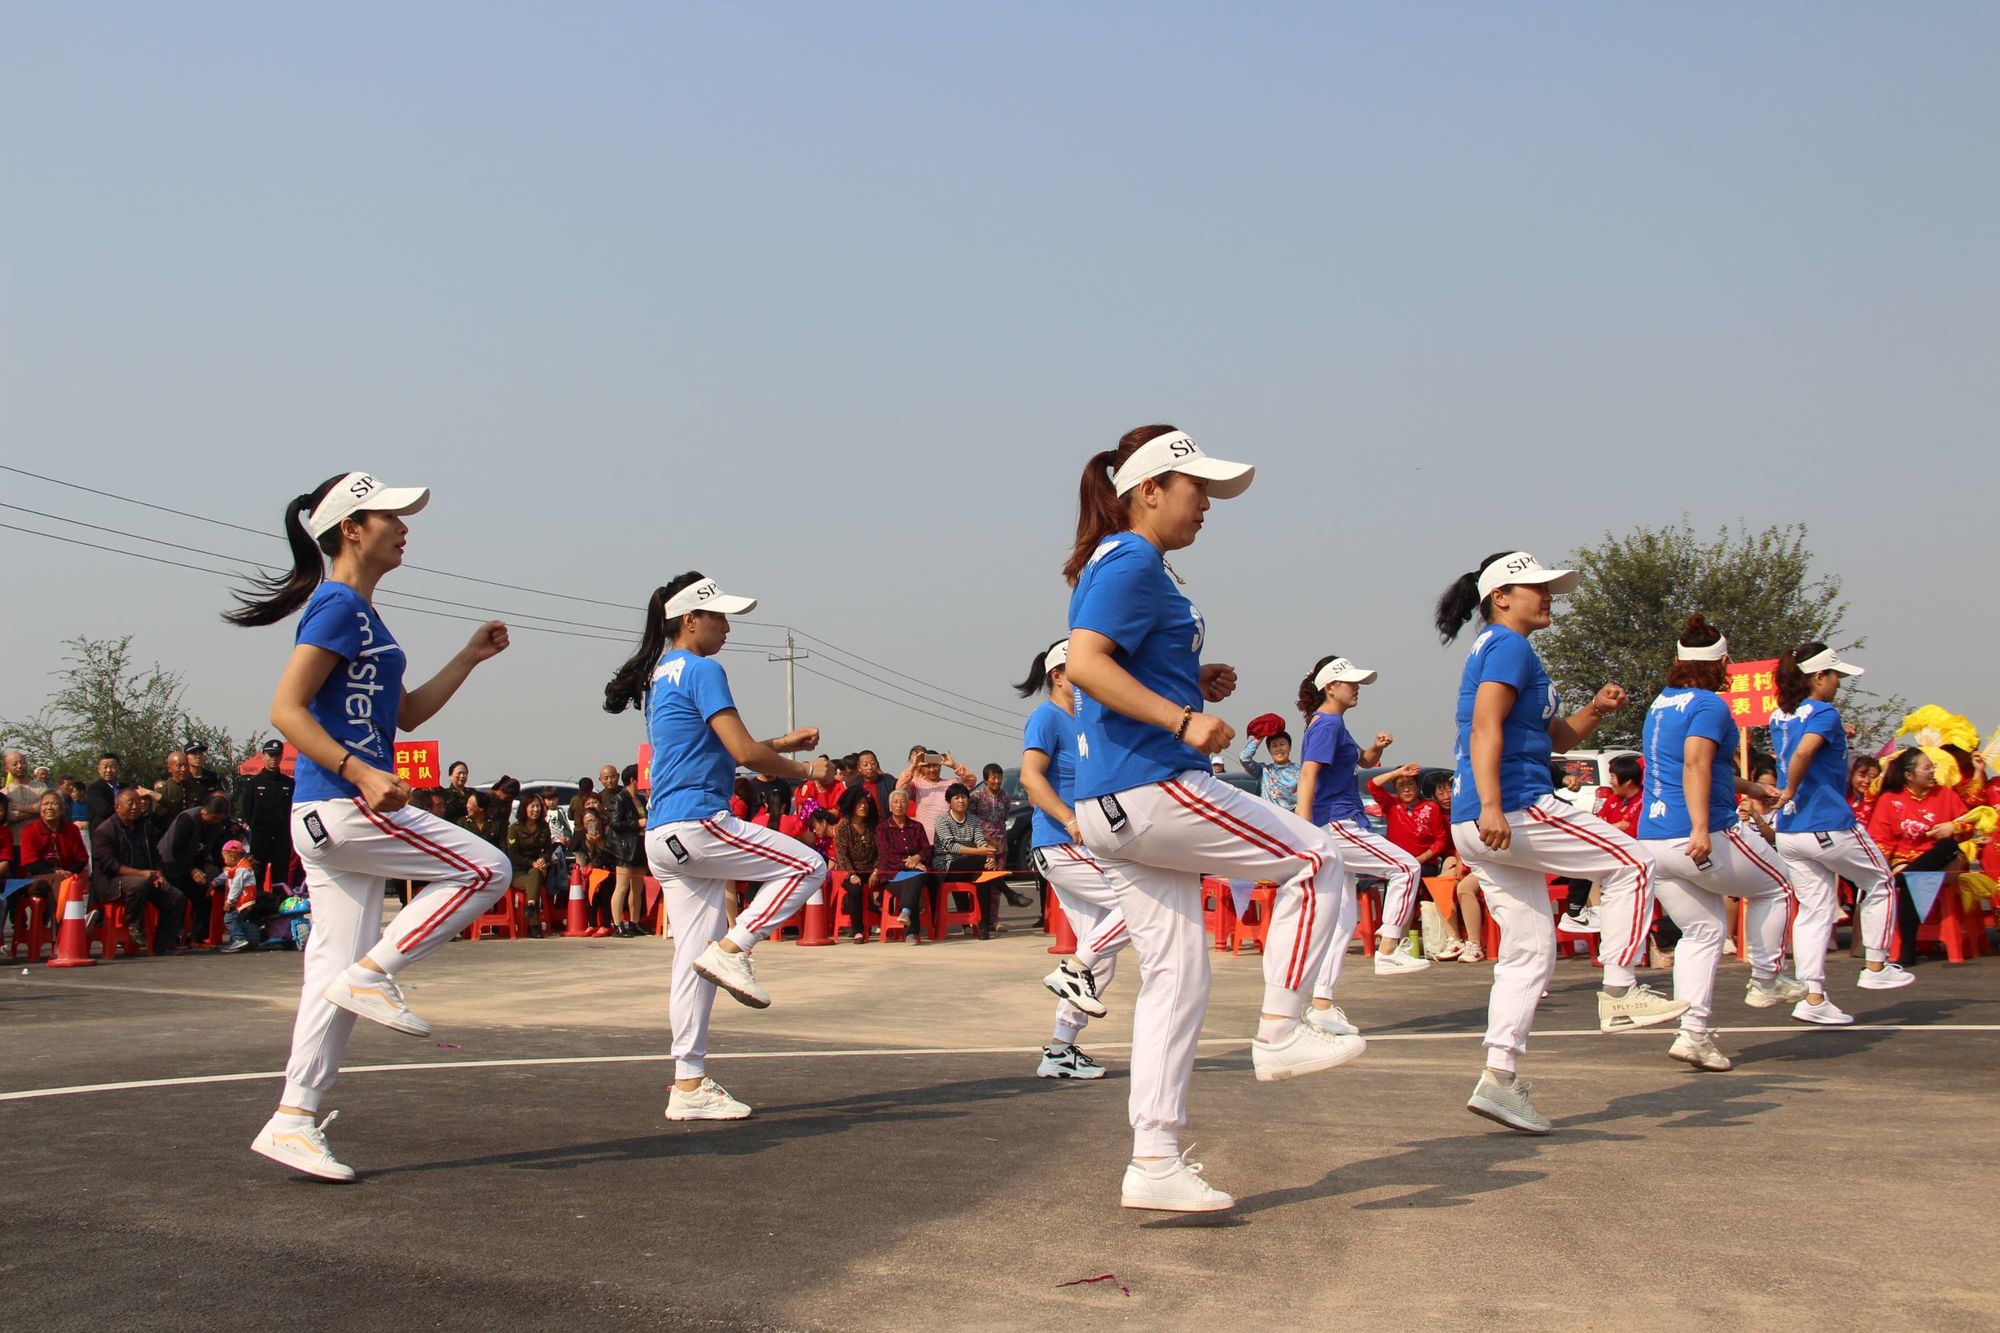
left=394, top=739, right=442, bottom=787
left=638, top=743, right=651, bottom=791
left=1721, top=660, right=1780, bottom=729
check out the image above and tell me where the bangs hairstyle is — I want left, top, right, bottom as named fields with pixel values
left=604, top=571, right=707, bottom=714
left=1665, top=612, right=1728, bottom=692
left=1433, top=550, right=1522, bottom=644
left=1876, top=747, right=1928, bottom=794
left=1064, top=424, right=1180, bottom=585
left=1774, top=640, right=1829, bottom=713
left=1014, top=638, right=1069, bottom=697
left=223, top=473, right=360, bottom=627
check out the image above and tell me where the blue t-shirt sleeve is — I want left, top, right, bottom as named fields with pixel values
left=1477, top=633, right=1538, bottom=694
left=687, top=658, right=737, bottom=721
left=1804, top=703, right=1842, bottom=742
left=295, top=587, right=362, bottom=659
left=1070, top=548, right=1158, bottom=653
left=1023, top=709, right=1059, bottom=757
left=1687, top=695, right=1734, bottom=748
left=1301, top=715, right=1343, bottom=766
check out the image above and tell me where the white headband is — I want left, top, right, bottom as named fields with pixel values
left=1109, top=430, right=1255, bottom=500
left=1797, top=648, right=1864, bottom=677
left=1043, top=641, right=1068, bottom=674
left=1676, top=636, right=1728, bottom=662
left=663, top=576, right=758, bottom=619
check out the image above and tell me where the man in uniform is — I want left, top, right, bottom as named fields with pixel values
left=237, top=740, right=296, bottom=887
left=152, top=750, right=194, bottom=828
left=185, top=741, right=230, bottom=805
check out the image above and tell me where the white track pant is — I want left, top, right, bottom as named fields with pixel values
left=281, top=798, right=510, bottom=1111
left=1641, top=825, right=1795, bottom=1033
left=1776, top=826, right=1895, bottom=987
left=646, top=815, right=826, bottom=1081
left=1078, top=769, right=1346, bottom=1158
left=1036, top=843, right=1131, bottom=1040
left=1311, top=820, right=1421, bottom=1002
left=1454, top=795, right=1655, bottom=1073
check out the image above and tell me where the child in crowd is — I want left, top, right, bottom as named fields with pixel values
left=219, top=841, right=268, bottom=953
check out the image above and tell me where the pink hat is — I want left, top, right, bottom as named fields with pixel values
left=221, top=840, right=246, bottom=855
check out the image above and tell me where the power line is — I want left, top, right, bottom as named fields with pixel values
left=793, top=662, right=1019, bottom=743
left=3, top=465, right=1031, bottom=723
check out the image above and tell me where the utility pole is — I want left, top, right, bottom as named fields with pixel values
left=768, top=630, right=810, bottom=731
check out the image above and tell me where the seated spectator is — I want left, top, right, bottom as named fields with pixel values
left=219, top=841, right=272, bottom=953
left=901, top=748, right=976, bottom=831
left=832, top=788, right=882, bottom=941
left=507, top=793, right=554, bottom=936
left=932, top=783, right=1026, bottom=937
left=4, top=749, right=47, bottom=834
left=92, top=788, right=186, bottom=954
left=1870, top=748, right=1978, bottom=965
left=543, top=788, right=576, bottom=901
left=1848, top=755, right=1883, bottom=824
left=59, top=777, right=89, bottom=822
left=793, top=762, right=846, bottom=826
left=152, top=749, right=193, bottom=827
left=875, top=788, right=932, bottom=945
left=440, top=761, right=473, bottom=823
left=85, top=752, right=126, bottom=830
left=1368, top=762, right=1452, bottom=872
left=17, top=789, right=89, bottom=922
left=573, top=807, right=619, bottom=936
left=1430, top=778, right=1486, bottom=962
left=157, top=793, right=234, bottom=946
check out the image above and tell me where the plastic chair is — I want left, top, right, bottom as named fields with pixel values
left=831, top=878, right=885, bottom=941
left=1232, top=885, right=1278, bottom=956
left=466, top=887, right=527, bottom=941
left=1201, top=877, right=1237, bottom=951
left=876, top=885, right=913, bottom=942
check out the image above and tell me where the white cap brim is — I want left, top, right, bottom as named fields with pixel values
left=1798, top=649, right=1863, bottom=677
left=1314, top=660, right=1378, bottom=689
left=1476, top=551, right=1580, bottom=601
left=1111, top=430, right=1255, bottom=501
left=1043, top=641, right=1069, bottom=674
left=662, top=577, right=758, bottom=619
left=306, top=474, right=431, bottom=538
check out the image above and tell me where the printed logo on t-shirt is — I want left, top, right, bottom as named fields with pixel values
left=656, top=657, right=687, bottom=687
left=1189, top=604, right=1205, bottom=653
left=341, top=610, right=399, bottom=761
left=1077, top=733, right=1090, bottom=759
left=1540, top=682, right=1560, bottom=722
left=1087, top=537, right=1122, bottom=568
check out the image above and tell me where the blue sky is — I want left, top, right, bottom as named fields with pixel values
left=4, top=4, right=1993, bottom=778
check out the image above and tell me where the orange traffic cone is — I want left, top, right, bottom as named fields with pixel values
left=563, top=864, right=590, bottom=937
left=47, top=875, right=99, bottom=969
left=796, top=874, right=834, bottom=947
left=1046, top=887, right=1077, bottom=955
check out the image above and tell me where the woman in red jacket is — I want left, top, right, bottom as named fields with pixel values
left=1367, top=763, right=1463, bottom=957
left=17, top=789, right=89, bottom=914
left=1867, top=749, right=1976, bottom=965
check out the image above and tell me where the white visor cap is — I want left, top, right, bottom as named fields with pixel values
left=307, top=473, right=431, bottom=538
left=1677, top=636, right=1729, bottom=662
left=1043, top=640, right=1069, bottom=674
left=1314, top=658, right=1378, bottom=689
left=1797, top=648, right=1864, bottom=677
left=1476, top=551, right=1581, bottom=601
left=663, top=576, right=759, bottom=619
left=1111, top=431, right=1254, bottom=500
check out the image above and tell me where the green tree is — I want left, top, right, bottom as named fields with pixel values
left=0, top=635, right=266, bottom=783
left=1538, top=521, right=1904, bottom=753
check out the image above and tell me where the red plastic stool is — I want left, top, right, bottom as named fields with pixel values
left=933, top=881, right=981, bottom=939
left=1201, top=877, right=1238, bottom=951
left=1232, top=886, right=1277, bottom=955
left=876, top=886, right=913, bottom=942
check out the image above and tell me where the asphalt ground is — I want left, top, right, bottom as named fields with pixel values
left=4, top=910, right=1998, bottom=1332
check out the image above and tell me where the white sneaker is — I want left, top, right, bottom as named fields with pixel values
left=1373, top=940, right=1432, bottom=975
left=1042, top=961, right=1108, bottom=1018
left=1597, top=984, right=1691, bottom=1032
left=1432, top=937, right=1465, bottom=961
left=1744, top=975, right=1809, bottom=1008
left=1857, top=963, right=1915, bottom=990
left=1722, top=938, right=1737, bottom=957
left=251, top=1111, right=357, bottom=1182
left=1466, top=1073, right=1551, bottom=1134
left=692, top=941, right=770, bottom=1009
left=1668, top=1029, right=1733, bottom=1072
left=1037, top=1043, right=1106, bottom=1080
left=323, top=969, right=431, bottom=1037
left=1306, top=1006, right=1360, bottom=1037
left=1457, top=942, right=1486, bottom=963
left=665, top=1077, right=752, bottom=1121
left=1560, top=908, right=1600, bottom=934
left=1792, top=997, right=1854, bottom=1026
left=1120, top=1146, right=1233, bottom=1213
left=1252, top=1022, right=1366, bottom=1082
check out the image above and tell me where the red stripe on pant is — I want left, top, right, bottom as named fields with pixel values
left=351, top=800, right=495, bottom=950
left=1089, top=921, right=1128, bottom=954
left=1725, top=827, right=1790, bottom=895
left=1526, top=806, right=1652, bottom=967
left=1852, top=830, right=1896, bottom=952
left=1161, top=780, right=1320, bottom=990
left=700, top=820, right=815, bottom=933
left=1326, top=822, right=1421, bottom=933
left=1057, top=846, right=1104, bottom=873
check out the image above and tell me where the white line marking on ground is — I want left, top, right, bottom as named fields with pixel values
left=4, top=1025, right=1994, bottom=1103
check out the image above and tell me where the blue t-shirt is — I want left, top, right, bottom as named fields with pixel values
left=1638, top=687, right=1739, bottom=840
left=1021, top=701, right=1080, bottom=849
left=1300, top=711, right=1366, bottom=826
left=1450, top=625, right=1560, bottom=822
left=1770, top=699, right=1853, bottom=833
left=645, top=650, right=740, bottom=826
left=1067, top=532, right=1209, bottom=800
left=292, top=581, right=406, bottom=804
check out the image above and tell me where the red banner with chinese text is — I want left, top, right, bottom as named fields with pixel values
left=394, top=739, right=443, bottom=787
left=1721, top=660, right=1780, bottom=728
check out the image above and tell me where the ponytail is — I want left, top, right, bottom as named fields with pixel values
left=222, top=474, right=348, bottom=627
left=1433, top=550, right=1516, bottom=644
left=1013, top=638, right=1067, bottom=697
left=603, top=571, right=704, bottom=714
left=1063, top=424, right=1178, bottom=585
left=1774, top=640, right=1826, bottom=713
left=1297, top=653, right=1340, bottom=717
